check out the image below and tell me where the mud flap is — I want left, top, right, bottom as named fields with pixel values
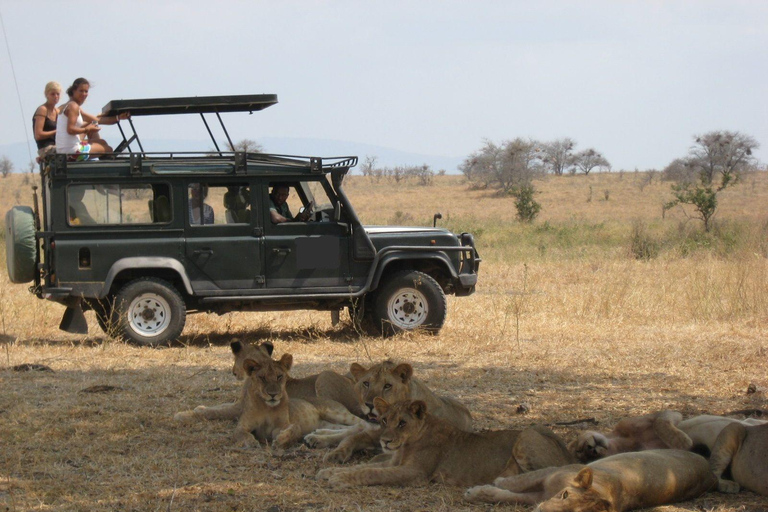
left=59, top=299, right=89, bottom=334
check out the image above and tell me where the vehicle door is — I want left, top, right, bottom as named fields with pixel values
left=262, top=178, right=352, bottom=290
left=184, top=181, right=265, bottom=293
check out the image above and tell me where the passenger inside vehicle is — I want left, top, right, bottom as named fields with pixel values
left=68, top=186, right=97, bottom=225
left=189, top=183, right=214, bottom=225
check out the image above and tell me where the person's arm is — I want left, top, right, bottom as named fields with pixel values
left=67, top=103, right=100, bottom=137
left=96, top=112, right=130, bottom=125
left=270, top=208, right=290, bottom=224
left=33, top=107, right=56, bottom=141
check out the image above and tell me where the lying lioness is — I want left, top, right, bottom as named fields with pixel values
left=465, top=450, right=716, bottom=511
left=570, top=410, right=766, bottom=462
left=710, top=422, right=768, bottom=496
left=305, top=360, right=472, bottom=463
left=233, top=353, right=365, bottom=449
left=316, top=398, right=574, bottom=488
left=174, top=340, right=360, bottom=423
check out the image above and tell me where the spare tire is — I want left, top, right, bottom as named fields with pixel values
left=5, top=206, right=37, bottom=284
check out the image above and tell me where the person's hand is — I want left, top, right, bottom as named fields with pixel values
left=117, top=112, right=131, bottom=121
left=86, top=123, right=101, bottom=133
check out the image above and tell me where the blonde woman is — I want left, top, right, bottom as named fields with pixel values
left=55, top=78, right=127, bottom=160
left=33, top=81, right=61, bottom=160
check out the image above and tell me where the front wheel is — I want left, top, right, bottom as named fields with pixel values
left=111, top=278, right=186, bottom=347
left=371, top=270, right=447, bottom=337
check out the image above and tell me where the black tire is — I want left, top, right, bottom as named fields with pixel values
left=111, top=278, right=186, bottom=347
left=5, top=206, right=36, bottom=284
left=370, top=270, right=447, bottom=337
left=86, top=298, right=115, bottom=336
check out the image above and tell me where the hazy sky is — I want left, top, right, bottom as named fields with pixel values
left=1, top=0, right=766, bottom=170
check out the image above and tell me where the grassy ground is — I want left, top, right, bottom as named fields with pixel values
left=0, top=171, right=766, bottom=511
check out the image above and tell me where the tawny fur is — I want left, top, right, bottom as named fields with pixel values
left=710, top=422, right=768, bottom=496
left=305, top=360, right=473, bottom=463
left=465, top=450, right=716, bottom=512
left=316, top=398, right=573, bottom=488
left=174, top=340, right=360, bottom=423
left=225, top=352, right=364, bottom=449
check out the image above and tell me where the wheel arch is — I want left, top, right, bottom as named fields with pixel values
left=370, top=252, right=457, bottom=293
left=100, top=258, right=193, bottom=298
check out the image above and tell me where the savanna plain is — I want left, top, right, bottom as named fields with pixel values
left=1, top=170, right=767, bottom=511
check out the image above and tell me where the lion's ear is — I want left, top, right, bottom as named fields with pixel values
left=350, top=363, right=367, bottom=381
left=259, top=342, right=274, bottom=356
left=392, top=363, right=413, bottom=384
left=279, top=353, right=293, bottom=371
left=230, top=340, right=242, bottom=354
left=409, top=400, right=427, bottom=419
left=373, top=397, right=390, bottom=415
left=243, top=358, right=261, bottom=375
left=574, top=467, right=593, bottom=489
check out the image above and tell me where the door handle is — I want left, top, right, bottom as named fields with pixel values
left=272, top=248, right=292, bottom=255
left=193, top=248, right=214, bottom=256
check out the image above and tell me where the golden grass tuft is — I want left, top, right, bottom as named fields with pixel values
left=0, top=171, right=766, bottom=510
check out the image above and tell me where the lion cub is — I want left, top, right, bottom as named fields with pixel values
left=465, top=450, right=716, bottom=511
left=316, top=398, right=574, bottom=488
left=233, top=353, right=365, bottom=449
left=710, top=421, right=768, bottom=496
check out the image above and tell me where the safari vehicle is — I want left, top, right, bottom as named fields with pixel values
left=5, top=94, right=480, bottom=346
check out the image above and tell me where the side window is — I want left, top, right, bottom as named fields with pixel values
left=188, top=183, right=251, bottom=226
left=68, top=183, right=171, bottom=225
left=267, top=180, right=335, bottom=224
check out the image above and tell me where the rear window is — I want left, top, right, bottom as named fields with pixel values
left=67, top=183, right=171, bottom=226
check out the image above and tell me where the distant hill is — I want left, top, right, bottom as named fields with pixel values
left=0, top=138, right=464, bottom=174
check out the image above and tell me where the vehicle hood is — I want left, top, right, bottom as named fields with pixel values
left=363, top=226, right=451, bottom=235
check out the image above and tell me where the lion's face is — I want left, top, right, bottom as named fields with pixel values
left=374, top=398, right=427, bottom=452
left=243, top=353, right=292, bottom=407
left=349, top=361, right=413, bottom=421
left=534, top=468, right=612, bottom=512
left=568, top=432, right=609, bottom=463
left=230, top=340, right=275, bottom=380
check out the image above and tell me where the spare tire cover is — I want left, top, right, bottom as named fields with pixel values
left=5, top=206, right=36, bottom=284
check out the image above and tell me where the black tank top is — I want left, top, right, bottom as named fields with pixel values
left=33, top=111, right=57, bottom=149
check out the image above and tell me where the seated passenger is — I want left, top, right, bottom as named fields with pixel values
left=33, top=81, right=61, bottom=161
left=55, top=77, right=128, bottom=161
left=68, top=187, right=96, bottom=225
left=189, top=183, right=214, bottom=225
left=269, top=184, right=311, bottom=224
left=223, top=186, right=250, bottom=223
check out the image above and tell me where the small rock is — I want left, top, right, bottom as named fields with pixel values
left=516, top=403, right=531, bottom=414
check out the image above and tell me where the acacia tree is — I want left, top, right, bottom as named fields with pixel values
left=572, top=148, right=610, bottom=175
left=664, top=130, right=759, bottom=231
left=228, top=138, right=264, bottom=153
left=0, top=156, right=13, bottom=178
left=541, top=138, right=576, bottom=175
left=460, top=138, right=544, bottom=221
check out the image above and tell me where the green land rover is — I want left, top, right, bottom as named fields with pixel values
left=5, top=94, right=480, bottom=346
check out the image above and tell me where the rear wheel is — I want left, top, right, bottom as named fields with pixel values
left=370, top=270, right=447, bottom=337
left=112, top=278, right=186, bottom=347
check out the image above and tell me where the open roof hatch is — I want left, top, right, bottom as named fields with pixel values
left=100, top=94, right=278, bottom=155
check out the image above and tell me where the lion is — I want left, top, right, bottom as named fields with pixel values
left=316, top=397, right=574, bottom=488
left=304, top=360, right=473, bottom=462
left=709, top=421, right=768, bottom=496
left=569, top=410, right=767, bottom=462
left=232, top=353, right=366, bottom=449
left=174, top=340, right=360, bottom=423
left=465, top=449, right=717, bottom=511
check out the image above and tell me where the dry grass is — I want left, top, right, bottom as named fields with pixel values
left=0, top=171, right=767, bottom=511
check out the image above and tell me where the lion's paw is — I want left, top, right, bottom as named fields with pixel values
left=326, top=473, right=353, bottom=489
left=316, top=468, right=336, bottom=481
left=173, top=410, right=197, bottom=423
left=464, top=485, right=503, bottom=503
left=323, top=447, right=351, bottom=464
left=717, top=478, right=740, bottom=494
left=304, top=433, right=328, bottom=449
